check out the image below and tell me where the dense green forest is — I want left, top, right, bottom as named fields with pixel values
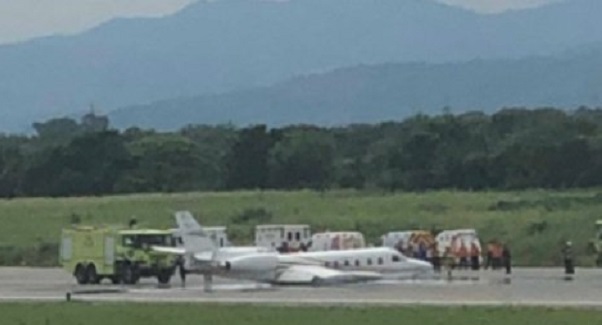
left=2, top=107, right=602, bottom=198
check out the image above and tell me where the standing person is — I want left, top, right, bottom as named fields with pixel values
left=177, top=257, right=187, bottom=287
left=406, top=242, right=418, bottom=258
left=492, top=242, right=502, bottom=270
left=563, top=241, right=575, bottom=275
left=432, top=242, right=441, bottom=273
left=485, top=241, right=494, bottom=270
left=470, top=241, right=481, bottom=271
left=418, top=242, right=428, bottom=261
left=425, top=242, right=433, bottom=263
left=502, top=244, right=512, bottom=275
left=443, top=246, right=454, bottom=279
left=458, top=241, right=469, bottom=269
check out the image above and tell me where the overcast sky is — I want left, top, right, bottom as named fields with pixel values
left=438, top=0, right=560, bottom=13
left=0, top=0, right=560, bottom=45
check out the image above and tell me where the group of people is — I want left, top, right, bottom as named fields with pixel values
left=484, top=241, right=512, bottom=274
left=394, top=238, right=512, bottom=274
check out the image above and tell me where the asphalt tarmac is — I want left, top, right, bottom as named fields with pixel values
left=1, top=267, right=601, bottom=307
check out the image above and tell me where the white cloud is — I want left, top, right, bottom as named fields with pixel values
left=0, top=0, right=195, bottom=44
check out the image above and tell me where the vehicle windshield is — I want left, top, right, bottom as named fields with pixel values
left=122, top=234, right=171, bottom=248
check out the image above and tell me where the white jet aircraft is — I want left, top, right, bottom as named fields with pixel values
left=155, top=211, right=432, bottom=291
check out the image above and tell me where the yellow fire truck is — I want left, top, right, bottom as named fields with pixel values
left=60, top=226, right=176, bottom=285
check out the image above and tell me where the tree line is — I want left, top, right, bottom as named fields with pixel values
left=2, top=107, right=602, bottom=198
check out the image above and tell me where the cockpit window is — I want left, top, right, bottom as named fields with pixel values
left=392, top=255, right=401, bottom=262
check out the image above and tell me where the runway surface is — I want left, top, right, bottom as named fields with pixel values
left=1, top=267, right=602, bottom=307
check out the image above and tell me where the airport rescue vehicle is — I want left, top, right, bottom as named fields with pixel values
left=60, top=226, right=177, bottom=285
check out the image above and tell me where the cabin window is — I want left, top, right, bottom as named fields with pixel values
left=295, top=232, right=300, bottom=241
left=333, top=261, right=339, bottom=269
left=378, top=257, right=384, bottom=265
left=325, top=261, right=330, bottom=267
left=367, top=258, right=372, bottom=265
left=344, top=260, right=350, bottom=267
left=392, top=255, right=401, bottom=262
left=355, top=260, right=360, bottom=267
left=287, top=232, right=292, bottom=241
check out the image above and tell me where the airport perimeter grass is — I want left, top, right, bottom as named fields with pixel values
left=1, top=303, right=601, bottom=325
left=1, top=189, right=601, bottom=266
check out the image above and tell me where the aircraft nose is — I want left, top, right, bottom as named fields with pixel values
left=415, top=259, right=434, bottom=273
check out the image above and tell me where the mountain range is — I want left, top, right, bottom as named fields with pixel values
left=1, top=0, right=601, bottom=131
left=109, top=46, right=602, bottom=129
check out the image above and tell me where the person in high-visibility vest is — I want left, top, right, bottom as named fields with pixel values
left=492, top=243, right=503, bottom=270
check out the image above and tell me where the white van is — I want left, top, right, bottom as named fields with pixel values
left=435, top=229, right=482, bottom=259
left=382, top=231, right=419, bottom=250
left=381, top=230, right=437, bottom=257
left=309, top=232, right=366, bottom=252
left=255, top=224, right=311, bottom=252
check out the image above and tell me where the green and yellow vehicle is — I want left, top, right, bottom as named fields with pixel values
left=60, top=226, right=177, bottom=285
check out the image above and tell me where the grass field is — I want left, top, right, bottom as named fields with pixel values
left=1, top=303, right=601, bottom=325
left=0, top=189, right=601, bottom=266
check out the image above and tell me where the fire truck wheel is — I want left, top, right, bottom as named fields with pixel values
left=86, top=264, right=99, bottom=284
left=74, top=264, right=89, bottom=285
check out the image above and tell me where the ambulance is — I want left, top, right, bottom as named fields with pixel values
left=309, top=231, right=366, bottom=252
left=255, top=224, right=311, bottom=252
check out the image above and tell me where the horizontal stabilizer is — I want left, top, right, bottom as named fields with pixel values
left=152, top=246, right=186, bottom=255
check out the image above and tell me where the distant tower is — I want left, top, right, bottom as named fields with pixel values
left=81, top=103, right=109, bottom=132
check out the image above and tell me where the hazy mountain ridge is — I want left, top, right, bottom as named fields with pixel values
left=109, top=45, right=602, bottom=129
left=1, top=0, right=601, bottom=131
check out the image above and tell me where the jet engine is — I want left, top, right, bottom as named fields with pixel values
left=220, top=253, right=279, bottom=273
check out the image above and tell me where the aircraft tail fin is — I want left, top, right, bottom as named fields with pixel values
left=174, top=211, right=215, bottom=254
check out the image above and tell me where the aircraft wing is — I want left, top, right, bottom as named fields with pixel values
left=274, top=264, right=382, bottom=285
left=193, top=251, right=214, bottom=262
left=151, top=246, right=186, bottom=255
left=151, top=246, right=213, bottom=262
